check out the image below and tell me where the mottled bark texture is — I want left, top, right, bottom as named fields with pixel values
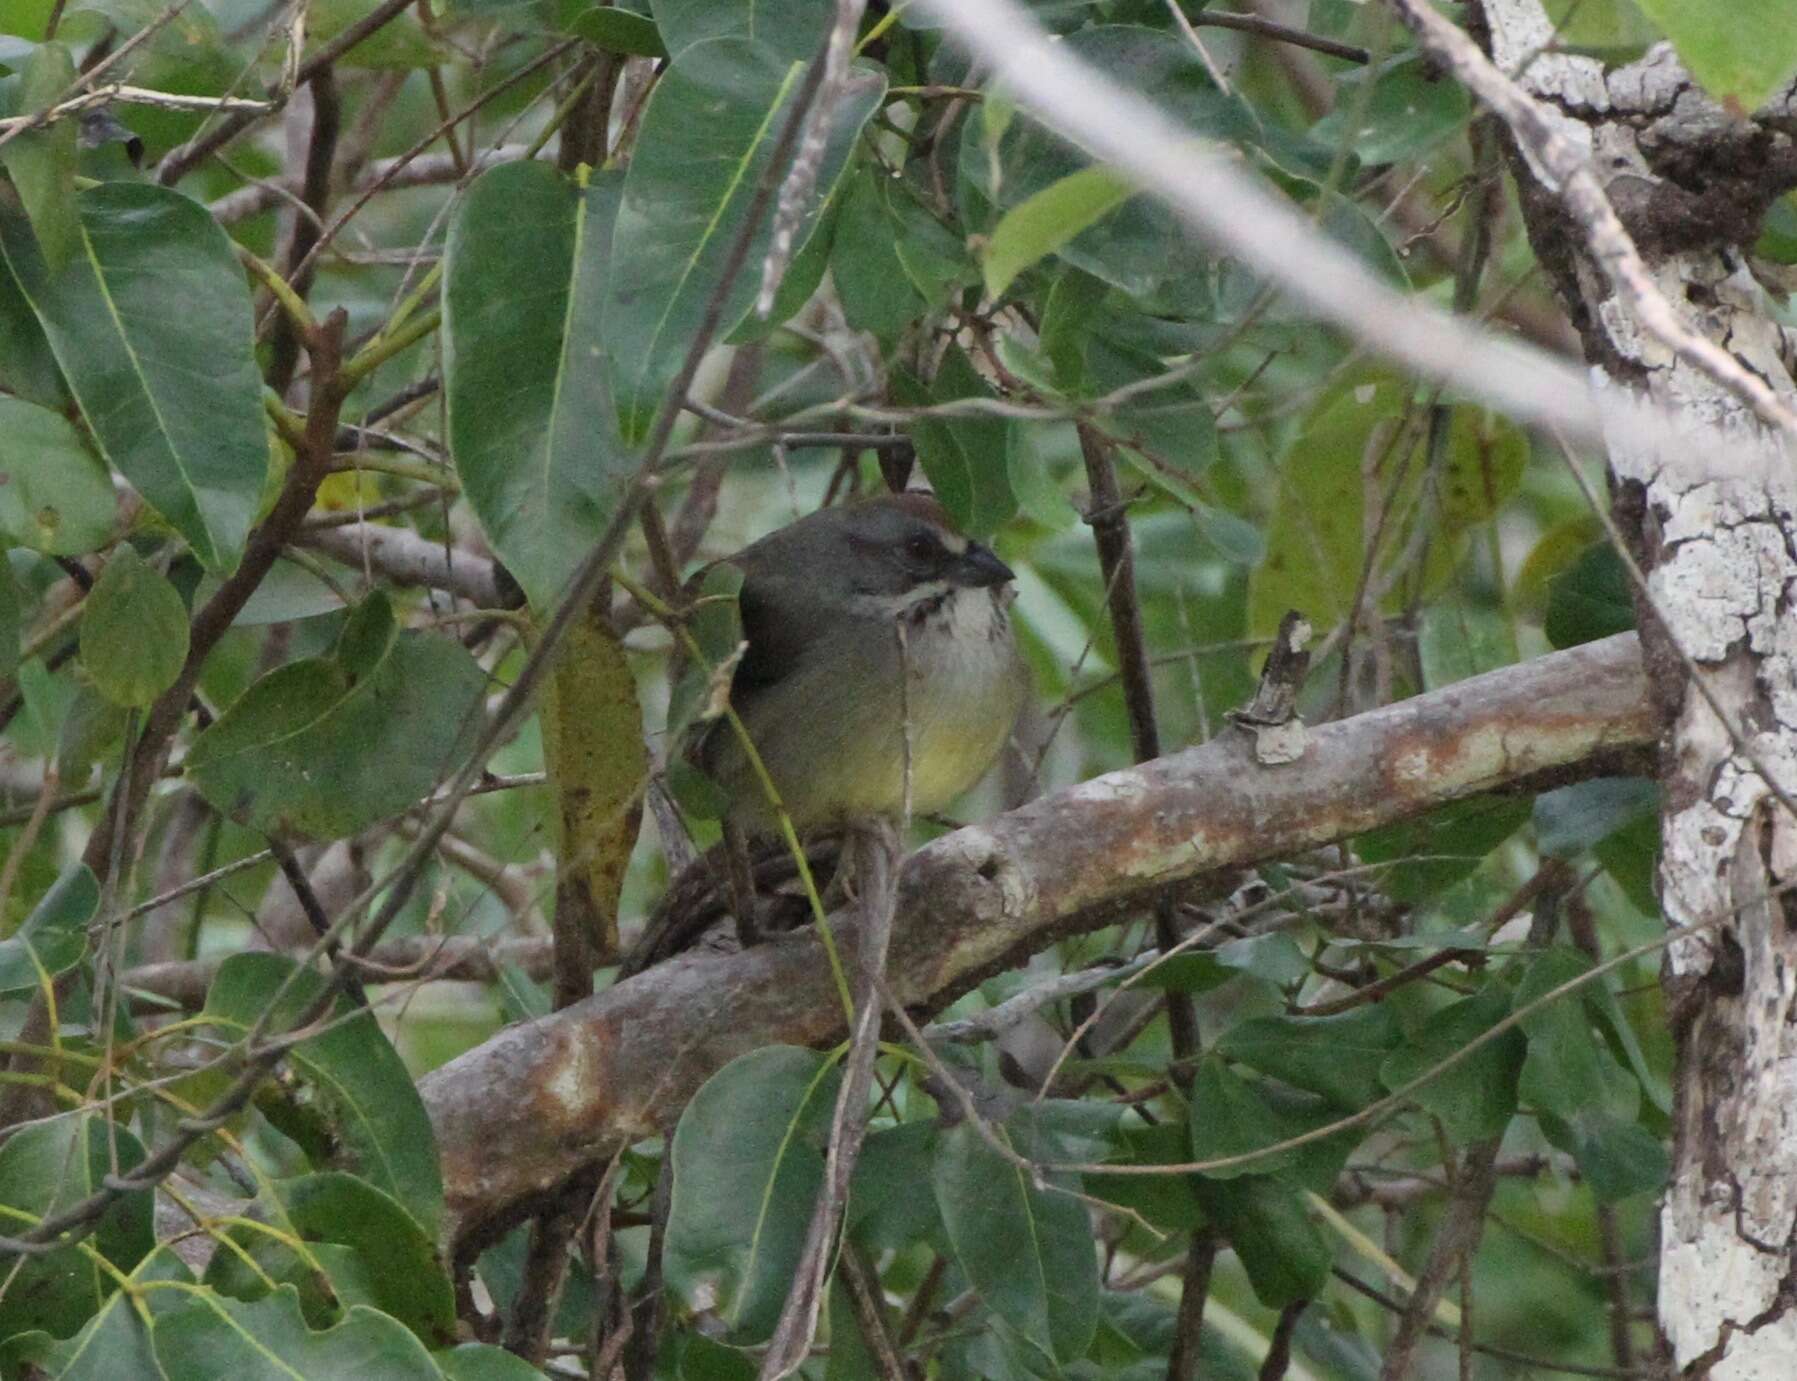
left=421, top=633, right=1654, bottom=1255
left=1472, top=2, right=1797, bottom=1371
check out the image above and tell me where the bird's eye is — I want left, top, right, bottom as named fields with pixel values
left=903, top=532, right=938, bottom=564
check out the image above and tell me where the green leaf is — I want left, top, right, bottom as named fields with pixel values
left=607, top=37, right=883, bottom=439
left=967, top=26, right=1328, bottom=313
left=55, top=683, right=128, bottom=783
left=0, top=243, right=66, bottom=408
left=1249, top=378, right=1523, bottom=636
left=1631, top=0, right=1797, bottom=112
left=0, top=860, right=94, bottom=995
left=1534, top=776, right=1658, bottom=858
left=1216, top=1005, right=1402, bottom=1110
left=0, top=41, right=79, bottom=272
left=1542, top=1110, right=1668, bottom=1202
left=437, top=1341, right=552, bottom=1379
left=1082, top=1123, right=1205, bottom=1234
left=1515, top=947, right=1670, bottom=1198
left=932, top=1120, right=1099, bottom=1364
left=1544, top=542, right=1635, bottom=649
left=78, top=547, right=189, bottom=707
left=982, top=166, right=1134, bottom=299
left=900, top=347, right=1018, bottom=539
left=204, top=953, right=445, bottom=1234
left=444, top=162, right=633, bottom=610
left=187, top=593, right=488, bottom=840
left=0, top=1113, right=154, bottom=1342
left=307, top=0, right=448, bottom=68
left=1355, top=795, right=1532, bottom=903
left=665, top=1046, right=842, bottom=1342
left=203, top=1173, right=455, bottom=1346
left=153, top=1285, right=444, bottom=1380
left=0, top=395, right=116, bottom=555
left=1380, top=984, right=1525, bottom=1142
left=1309, top=53, right=1471, bottom=166
left=832, top=165, right=965, bottom=340
left=0, top=185, right=267, bottom=570
left=0, top=1246, right=191, bottom=1381
left=1191, top=1173, right=1331, bottom=1308
left=650, top=0, right=830, bottom=63
left=847, top=1120, right=941, bottom=1250
left=0, top=554, right=17, bottom=680
left=566, top=3, right=668, bottom=56
left=1189, top=1056, right=1303, bottom=1179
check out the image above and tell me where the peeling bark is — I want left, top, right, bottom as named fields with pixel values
left=1471, top=3, right=1797, bottom=1371
left=421, top=633, right=1654, bottom=1254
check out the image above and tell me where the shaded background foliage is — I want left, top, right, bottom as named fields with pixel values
left=0, top=0, right=1790, bottom=1376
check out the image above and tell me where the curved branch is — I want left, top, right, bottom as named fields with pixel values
left=421, top=632, right=1655, bottom=1251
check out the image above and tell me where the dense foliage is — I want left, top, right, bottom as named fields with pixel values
left=2, top=0, right=1795, bottom=1377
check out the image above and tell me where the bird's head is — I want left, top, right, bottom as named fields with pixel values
left=739, top=492, right=1014, bottom=612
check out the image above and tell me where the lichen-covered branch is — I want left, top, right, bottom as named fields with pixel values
left=421, top=632, right=1654, bottom=1252
left=1469, top=1, right=1797, bottom=1370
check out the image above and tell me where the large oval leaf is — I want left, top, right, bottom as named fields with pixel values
left=0, top=184, right=266, bottom=571
left=607, top=37, right=883, bottom=439
left=0, top=1113, right=154, bottom=1342
left=650, top=0, right=830, bottom=63
left=186, top=593, right=487, bottom=840
left=153, top=1285, right=443, bottom=1380
left=931, top=1121, right=1099, bottom=1365
left=201, top=1173, right=455, bottom=1346
left=78, top=546, right=190, bottom=707
left=443, top=162, right=632, bottom=610
left=664, top=1045, right=841, bottom=1342
left=0, top=395, right=115, bottom=555
left=203, top=953, right=445, bottom=1235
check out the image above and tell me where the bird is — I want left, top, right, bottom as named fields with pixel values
left=623, top=492, right=1029, bottom=975
left=692, top=490, right=1029, bottom=836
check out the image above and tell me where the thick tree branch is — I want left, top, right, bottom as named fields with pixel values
left=421, top=632, right=1654, bottom=1251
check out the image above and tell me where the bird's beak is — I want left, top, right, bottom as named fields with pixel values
left=952, top=541, right=1015, bottom=588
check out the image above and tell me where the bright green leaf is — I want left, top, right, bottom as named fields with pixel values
left=437, top=1341, right=552, bottom=1379
left=203, top=1173, right=455, bottom=1346
left=983, top=165, right=1134, bottom=299
left=1632, top=0, right=1797, bottom=112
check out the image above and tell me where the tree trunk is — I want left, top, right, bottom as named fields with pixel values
left=1472, top=1, right=1797, bottom=1370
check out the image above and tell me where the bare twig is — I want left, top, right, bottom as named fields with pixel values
left=0, top=84, right=272, bottom=136
left=758, top=824, right=900, bottom=1380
